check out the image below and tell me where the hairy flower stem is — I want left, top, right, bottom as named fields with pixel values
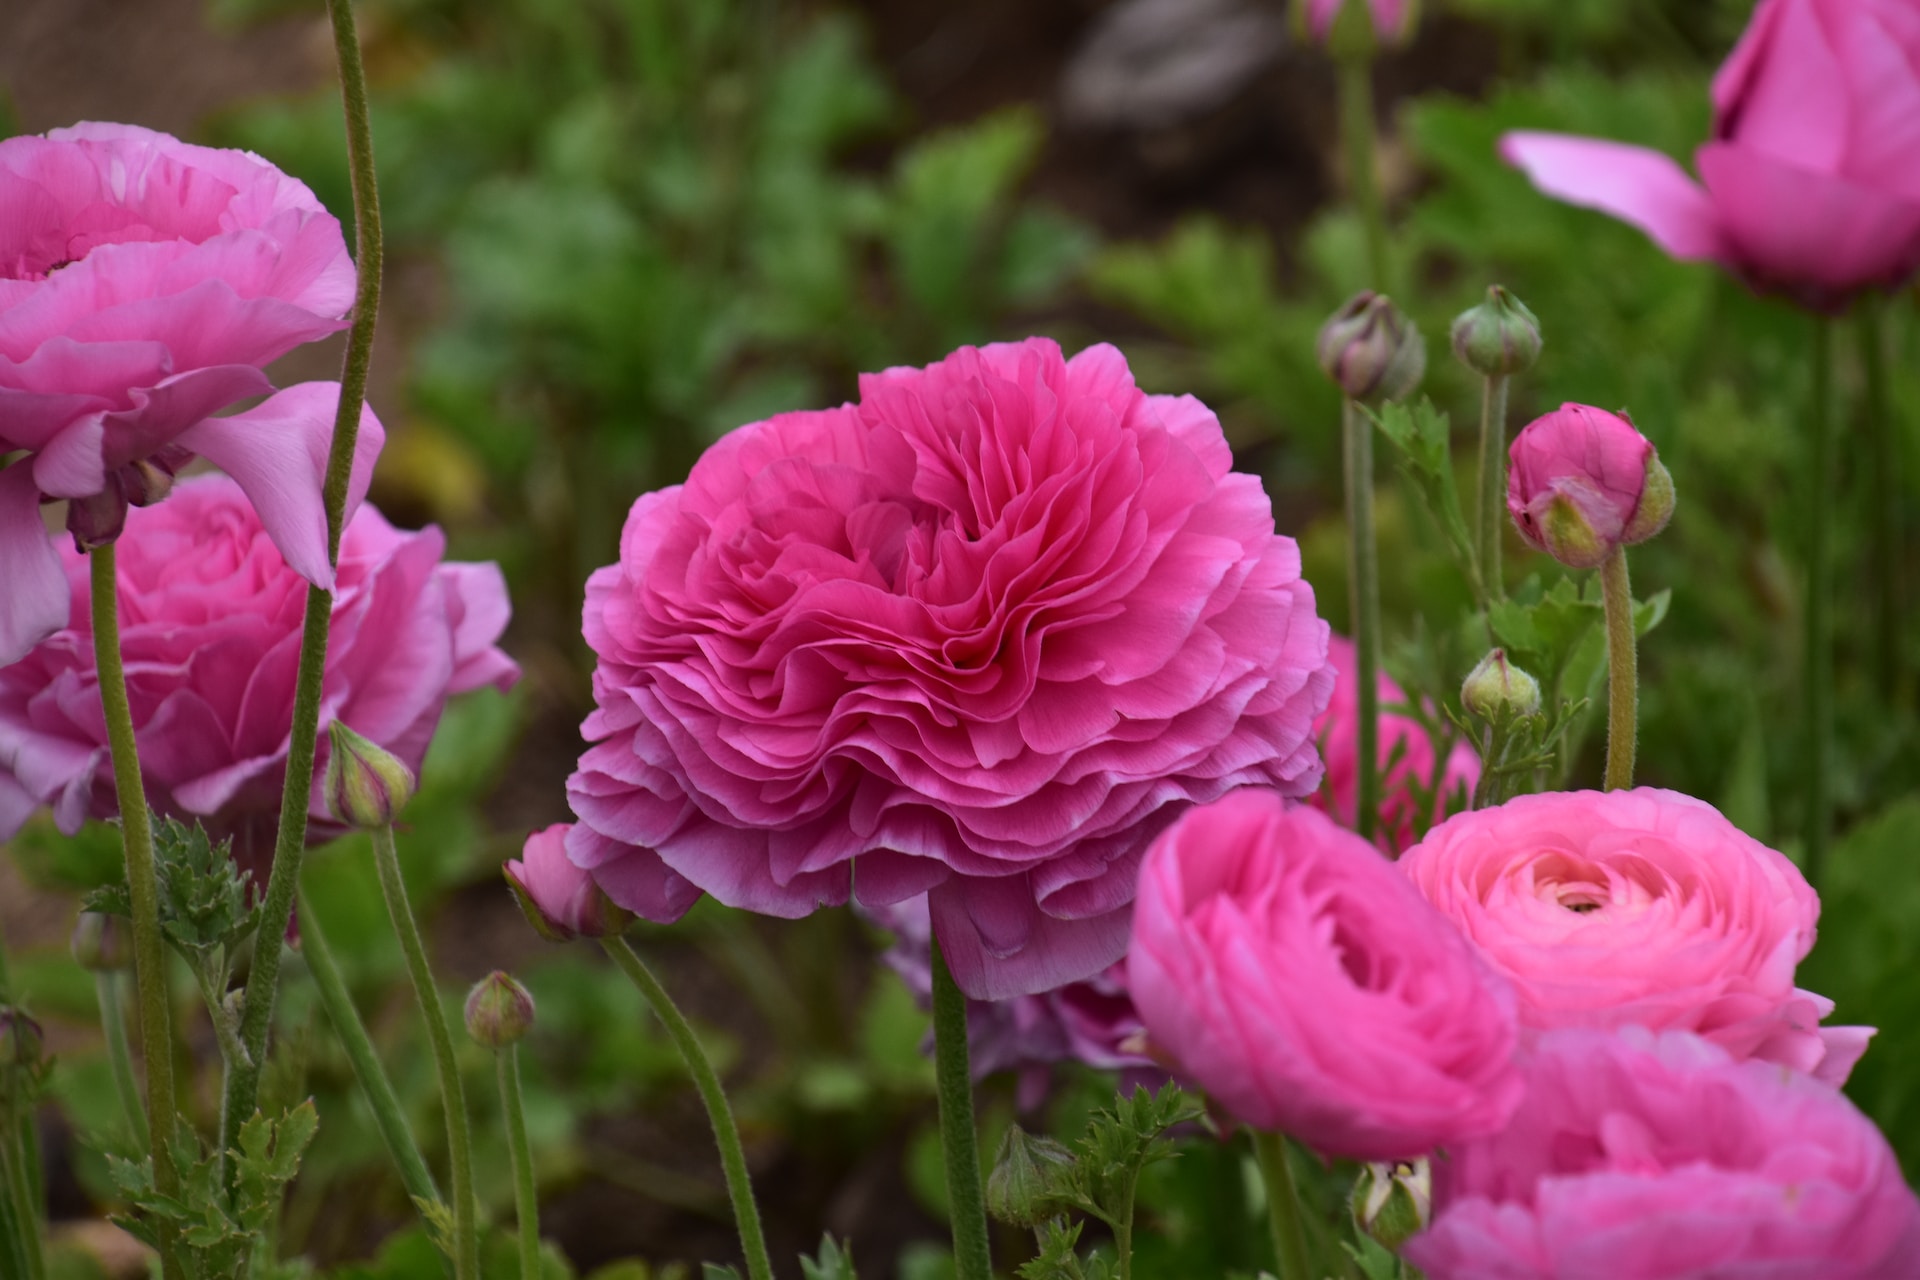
left=1600, top=548, right=1637, bottom=791
left=0, top=1128, right=43, bottom=1280
left=222, top=0, right=384, bottom=1164
left=930, top=941, right=994, bottom=1280
left=88, top=547, right=182, bottom=1280
left=369, top=827, right=477, bottom=1280
left=1804, top=317, right=1836, bottom=884
left=1337, top=54, right=1392, bottom=292
left=95, top=973, right=147, bottom=1154
left=601, top=935, right=773, bottom=1280
left=1859, top=297, right=1898, bottom=696
left=1476, top=374, right=1510, bottom=599
left=1252, top=1132, right=1311, bottom=1280
left=1344, top=399, right=1383, bottom=843
left=499, top=1046, right=540, bottom=1280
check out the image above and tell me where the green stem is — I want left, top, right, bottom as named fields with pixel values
left=1337, top=54, right=1391, bottom=292
left=499, top=1046, right=540, bottom=1280
left=1805, top=317, right=1836, bottom=884
left=1344, top=398, right=1382, bottom=843
left=1251, top=1132, right=1311, bottom=1280
left=1476, top=374, right=1510, bottom=600
left=371, top=826, right=478, bottom=1280
left=96, top=973, right=147, bottom=1154
left=0, top=1128, right=42, bottom=1280
left=0, top=1141, right=28, bottom=1280
left=89, top=547, right=182, bottom=1280
left=223, top=0, right=384, bottom=1162
left=298, top=889, right=441, bottom=1214
left=1859, top=296, right=1898, bottom=697
left=601, top=936, right=773, bottom=1280
left=930, top=940, right=993, bottom=1280
left=1600, top=548, right=1637, bottom=792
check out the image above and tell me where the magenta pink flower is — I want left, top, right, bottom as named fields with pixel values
left=1407, top=1028, right=1920, bottom=1278
left=0, top=122, right=355, bottom=664
left=1400, top=788, right=1871, bottom=1086
left=566, top=337, right=1332, bottom=999
left=1127, top=790, right=1521, bottom=1160
left=1311, top=633, right=1479, bottom=852
left=1301, top=0, right=1414, bottom=43
left=1505, top=404, right=1673, bottom=570
left=507, top=824, right=619, bottom=941
left=1501, top=0, right=1920, bottom=309
left=0, top=465, right=519, bottom=862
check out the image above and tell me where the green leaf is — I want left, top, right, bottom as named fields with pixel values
left=800, top=1235, right=858, bottom=1280
left=151, top=815, right=258, bottom=958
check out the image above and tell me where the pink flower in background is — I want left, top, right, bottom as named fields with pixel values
left=1311, top=634, right=1479, bottom=852
left=1300, top=0, right=1414, bottom=43
left=1501, top=0, right=1920, bottom=308
left=0, top=123, right=356, bottom=664
left=1407, top=1028, right=1920, bottom=1278
left=1400, top=788, right=1871, bottom=1085
left=567, top=337, right=1332, bottom=1000
left=507, top=824, right=620, bottom=942
left=1128, top=791, right=1521, bottom=1161
left=1506, top=404, right=1673, bottom=570
left=0, top=462, right=519, bottom=865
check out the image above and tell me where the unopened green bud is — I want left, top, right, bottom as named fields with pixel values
left=1351, top=1160, right=1429, bottom=1252
left=1317, top=291, right=1426, bottom=405
left=465, top=971, right=536, bottom=1050
left=1462, top=649, right=1541, bottom=721
left=0, top=1007, right=44, bottom=1070
left=324, top=721, right=416, bottom=829
left=1450, top=285, right=1542, bottom=377
left=71, top=911, right=130, bottom=972
left=986, top=1124, right=1074, bottom=1229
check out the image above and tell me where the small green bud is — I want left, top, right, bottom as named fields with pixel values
left=465, top=971, right=536, bottom=1050
left=1461, top=649, right=1541, bottom=721
left=324, top=721, right=416, bottom=829
left=1351, top=1160, right=1430, bottom=1253
left=1317, top=291, right=1426, bottom=405
left=71, top=911, right=130, bottom=972
left=0, top=1007, right=44, bottom=1070
left=1450, top=285, right=1542, bottom=377
left=986, top=1124, right=1075, bottom=1228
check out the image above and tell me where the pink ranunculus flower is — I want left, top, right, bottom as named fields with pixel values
left=0, top=462, right=520, bottom=864
left=1505, top=403, right=1674, bottom=570
left=1399, top=788, right=1872, bottom=1086
left=1301, top=0, right=1414, bottom=44
left=0, top=122, right=356, bottom=665
left=566, top=337, right=1333, bottom=1000
left=1406, top=1028, right=1920, bottom=1278
left=1128, top=790, right=1522, bottom=1160
left=506, top=824, right=623, bottom=942
left=1311, top=634, right=1479, bottom=853
left=1501, top=0, right=1920, bottom=309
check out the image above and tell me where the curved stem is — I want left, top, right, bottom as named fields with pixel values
left=601, top=936, right=773, bottom=1280
left=96, top=973, right=148, bottom=1154
left=1805, top=317, right=1836, bottom=883
left=1859, top=297, right=1898, bottom=697
left=930, top=940, right=993, bottom=1280
left=1600, top=548, right=1637, bottom=792
left=371, top=827, right=477, bottom=1280
left=1344, top=399, right=1383, bottom=843
left=1476, top=374, right=1510, bottom=600
left=1337, top=55, right=1391, bottom=292
left=499, top=1046, right=540, bottom=1280
left=1251, top=1132, right=1311, bottom=1280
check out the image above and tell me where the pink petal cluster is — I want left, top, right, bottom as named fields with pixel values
left=1127, top=790, right=1522, bottom=1161
left=1505, top=404, right=1671, bottom=570
left=1310, top=634, right=1479, bottom=852
left=1501, top=0, right=1920, bottom=308
left=566, top=337, right=1333, bottom=999
left=0, top=467, right=519, bottom=861
left=1399, top=788, right=1871, bottom=1085
left=1407, top=1028, right=1920, bottom=1278
left=507, top=824, right=619, bottom=941
left=1301, top=0, right=1414, bottom=43
left=0, top=123, right=356, bottom=663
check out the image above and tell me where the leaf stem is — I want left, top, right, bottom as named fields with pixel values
left=1600, top=547, right=1637, bottom=792
left=1345, top=398, right=1383, bottom=843
left=96, top=972, right=148, bottom=1155
left=1476, top=374, right=1510, bottom=600
left=499, top=1045, right=540, bottom=1280
left=1251, top=1132, right=1311, bottom=1280
left=930, top=939, right=994, bottom=1280
left=1805, top=316, right=1836, bottom=883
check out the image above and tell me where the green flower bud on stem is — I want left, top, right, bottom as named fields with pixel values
left=325, top=721, right=417, bottom=829
left=466, top=971, right=536, bottom=1050
left=1351, top=1160, right=1430, bottom=1253
left=1317, top=291, right=1427, bottom=405
left=986, top=1124, right=1073, bottom=1228
left=1462, top=649, right=1541, bottom=721
left=1451, top=285, right=1542, bottom=377
left=71, top=911, right=130, bottom=972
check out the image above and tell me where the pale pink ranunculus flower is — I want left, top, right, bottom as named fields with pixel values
left=506, top=824, right=619, bottom=942
left=1505, top=403, right=1672, bottom=570
left=1501, top=0, right=1920, bottom=309
left=0, top=467, right=519, bottom=865
left=0, top=123, right=357, bottom=664
left=1310, top=633, right=1479, bottom=853
left=1128, top=790, right=1522, bottom=1161
left=1407, top=1027, right=1920, bottom=1279
left=565, top=337, right=1333, bottom=1000
left=1399, top=788, right=1872, bottom=1086
left=1301, top=0, right=1414, bottom=43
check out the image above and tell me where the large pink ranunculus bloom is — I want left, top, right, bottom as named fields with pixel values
left=1128, top=790, right=1521, bottom=1160
left=1501, top=0, right=1920, bottom=309
left=0, top=122, right=356, bottom=665
left=566, top=337, right=1332, bottom=999
left=1301, top=0, right=1413, bottom=43
left=1311, top=634, right=1479, bottom=853
left=0, top=467, right=519, bottom=863
left=1407, top=1028, right=1920, bottom=1278
left=1400, top=788, right=1871, bottom=1085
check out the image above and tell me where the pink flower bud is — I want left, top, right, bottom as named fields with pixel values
left=504, top=824, right=628, bottom=942
left=465, top=971, right=536, bottom=1049
left=323, top=721, right=417, bottom=830
left=1299, top=0, right=1416, bottom=47
left=1505, top=404, right=1675, bottom=569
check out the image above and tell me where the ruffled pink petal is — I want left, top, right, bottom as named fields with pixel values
left=566, top=823, right=703, bottom=924
left=1500, top=132, right=1729, bottom=264
left=929, top=875, right=1133, bottom=1001
left=0, top=463, right=68, bottom=667
left=437, top=561, right=521, bottom=694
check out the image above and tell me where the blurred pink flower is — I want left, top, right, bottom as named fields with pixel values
left=1128, top=790, right=1521, bottom=1161
left=0, top=123, right=356, bottom=663
left=1311, top=633, right=1479, bottom=852
left=1400, top=788, right=1871, bottom=1085
left=0, top=464, right=519, bottom=865
left=566, top=337, right=1332, bottom=1000
left=507, top=824, right=619, bottom=942
left=1407, top=1028, right=1920, bottom=1278
left=1501, top=0, right=1920, bottom=308
left=1301, top=0, right=1413, bottom=43
left=1505, top=404, right=1673, bottom=570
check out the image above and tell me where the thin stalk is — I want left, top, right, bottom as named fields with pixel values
left=930, top=940, right=993, bottom=1280
left=1600, top=547, right=1638, bottom=792
left=1337, top=55, right=1391, bottom=292
left=499, top=1046, right=539, bottom=1280
left=96, top=973, right=147, bottom=1154
left=0, top=1131, right=43, bottom=1280
left=1860, top=297, right=1898, bottom=696
left=371, top=826, right=477, bottom=1280
left=298, top=890, right=441, bottom=1213
left=1344, top=399, right=1383, bottom=843
left=0, top=1142, right=27, bottom=1280
left=1805, top=318, right=1836, bottom=883
left=0, top=913, right=12, bottom=996
left=89, top=547, right=182, bottom=1280
left=223, top=0, right=384, bottom=1159
left=1251, top=1132, right=1311, bottom=1280
left=601, top=935, right=773, bottom=1280
left=1476, top=374, right=1510, bottom=599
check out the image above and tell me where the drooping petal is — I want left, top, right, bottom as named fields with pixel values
left=1500, top=132, right=1729, bottom=264
left=0, top=463, right=68, bottom=667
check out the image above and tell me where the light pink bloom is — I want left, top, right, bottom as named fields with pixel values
left=0, top=122, right=355, bottom=663
left=1128, top=790, right=1522, bottom=1160
left=1501, top=0, right=1920, bottom=308
left=1400, top=788, right=1871, bottom=1085
left=1301, top=0, right=1414, bottom=43
left=506, top=824, right=619, bottom=941
left=566, top=337, right=1333, bottom=999
left=1407, top=1028, right=1920, bottom=1279
left=1311, top=633, right=1479, bottom=852
left=1505, top=404, right=1673, bottom=570
left=0, top=467, right=519, bottom=865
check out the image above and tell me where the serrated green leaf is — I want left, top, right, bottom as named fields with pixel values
left=799, top=1235, right=857, bottom=1280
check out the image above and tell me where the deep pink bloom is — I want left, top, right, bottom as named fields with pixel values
left=1504, top=404, right=1673, bottom=570
left=1407, top=1028, right=1920, bottom=1278
left=566, top=338, right=1332, bottom=999
left=1400, top=788, right=1871, bottom=1086
left=506, top=824, right=617, bottom=941
left=0, top=466, right=519, bottom=861
left=1501, top=0, right=1920, bottom=308
left=1310, top=634, right=1479, bottom=852
left=1127, top=790, right=1521, bottom=1160
left=1302, top=0, right=1413, bottom=43
left=0, top=122, right=355, bottom=664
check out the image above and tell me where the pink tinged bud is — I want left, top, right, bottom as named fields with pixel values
left=324, top=720, right=417, bottom=830
left=1506, top=403, right=1675, bottom=569
left=1317, top=292, right=1427, bottom=405
left=505, top=824, right=629, bottom=942
left=71, top=912, right=130, bottom=972
left=465, top=971, right=536, bottom=1049
left=0, top=1007, right=44, bottom=1069
left=1299, top=0, right=1417, bottom=48
left=1450, top=285, right=1541, bottom=377
left=1461, top=649, right=1540, bottom=721
left=1353, top=1160, right=1430, bottom=1252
